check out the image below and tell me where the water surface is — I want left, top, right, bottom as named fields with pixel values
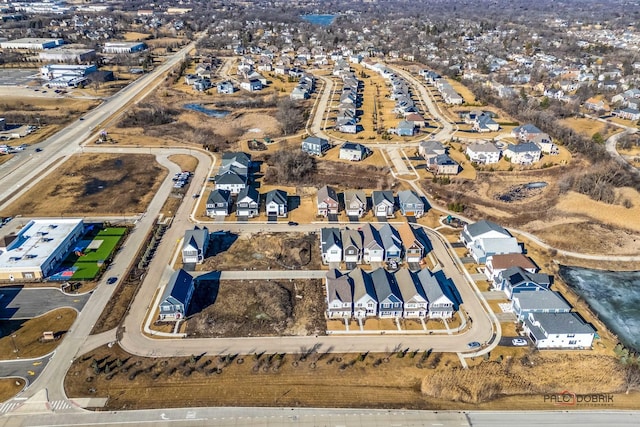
left=183, top=103, right=230, bottom=118
left=301, top=14, right=336, bottom=26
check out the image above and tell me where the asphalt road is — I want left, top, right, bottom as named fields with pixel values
left=0, top=354, right=51, bottom=391
left=0, top=288, right=90, bottom=319
left=1, top=407, right=639, bottom=427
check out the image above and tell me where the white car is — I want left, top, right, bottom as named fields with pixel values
left=512, top=338, right=528, bottom=346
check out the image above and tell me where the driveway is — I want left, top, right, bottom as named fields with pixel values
left=0, top=288, right=90, bottom=319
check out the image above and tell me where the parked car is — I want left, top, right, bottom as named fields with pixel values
left=35, top=148, right=43, bottom=152
left=288, top=221, right=299, bottom=226
left=106, top=276, right=118, bottom=285
left=512, top=338, right=528, bottom=346
left=467, top=341, right=481, bottom=349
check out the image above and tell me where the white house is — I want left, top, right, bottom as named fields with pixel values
left=321, top=228, right=343, bottom=264
left=181, top=226, right=209, bottom=264
left=523, top=312, right=596, bottom=349
left=466, top=142, right=501, bottom=164
left=503, top=142, right=542, bottom=165
left=325, top=269, right=353, bottom=318
left=352, top=268, right=378, bottom=318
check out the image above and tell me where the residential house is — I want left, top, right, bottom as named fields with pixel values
left=339, top=142, right=370, bottom=161
left=530, top=133, right=559, bottom=155
left=584, top=97, right=610, bottom=112
left=240, top=79, right=262, bottom=92
left=336, top=117, right=358, bottom=134
left=344, top=190, right=367, bottom=218
left=290, top=85, right=310, bottom=100
left=214, top=170, right=247, bottom=194
left=511, top=291, right=571, bottom=321
left=351, top=267, right=378, bottom=318
left=301, top=136, right=330, bottom=156
left=216, top=81, right=235, bottom=94
left=461, top=220, right=521, bottom=263
left=485, top=253, right=537, bottom=286
left=497, top=267, right=552, bottom=299
left=181, top=226, right=209, bottom=264
left=395, top=120, right=416, bottom=136
left=341, top=228, right=363, bottom=267
left=405, top=113, right=426, bottom=128
left=221, top=152, right=251, bottom=175
left=417, top=269, right=456, bottom=319
left=235, top=186, right=260, bottom=218
left=418, top=140, right=446, bottom=159
left=321, top=227, right=342, bottom=264
left=395, top=268, right=427, bottom=318
left=613, top=107, right=640, bottom=121
left=378, top=223, right=403, bottom=264
left=466, top=142, right=501, bottom=164
left=396, top=223, right=426, bottom=264
left=370, top=268, right=403, bottom=318
left=512, top=124, right=543, bottom=141
left=397, top=189, right=425, bottom=218
left=472, top=113, right=500, bottom=132
left=325, top=269, right=353, bottom=318
left=372, top=190, right=395, bottom=218
left=265, top=189, right=288, bottom=217
left=205, top=189, right=232, bottom=217
left=523, top=312, right=596, bottom=349
left=427, top=154, right=460, bottom=175
left=317, top=185, right=339, bottom=217
left=503, top=142, right=542, bottom=165
left=158, top=269, right=194, bottom=321
left=361, top=223, right=384, bottom=264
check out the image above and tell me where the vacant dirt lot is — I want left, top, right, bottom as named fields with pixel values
left=0, top=378, right=25, bottom=402
left=2, top=153, right=167, bottom=216
left=200, top=232, right=320, bottom=271
left=64, top=344, right=640, bottom=411
left=185, top=279, right=325, bottom=337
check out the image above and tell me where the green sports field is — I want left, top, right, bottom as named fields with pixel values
left=61, top=227, right=127, bottom=280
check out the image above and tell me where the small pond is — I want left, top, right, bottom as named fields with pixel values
left=301, top=14, right=336, bottom=26
left=497, top=182, right=548, bottom=203
left=183, top=103, right=230, bottom=118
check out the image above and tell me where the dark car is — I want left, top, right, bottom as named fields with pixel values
left=106, top=276, right=118, bottom=285
left=467, top=341, right=481, bottom=349
left=35, top=148, right=43, bottom=152
left=288, top=221, right=299, bottom=226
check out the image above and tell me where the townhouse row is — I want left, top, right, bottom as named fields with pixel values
left=325, top=267, right=460, bottom=320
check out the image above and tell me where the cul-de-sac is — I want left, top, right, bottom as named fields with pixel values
left=0, top=1, right=639, bottom=426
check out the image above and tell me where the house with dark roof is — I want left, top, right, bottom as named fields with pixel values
left=461, top=220, right=521, bottom=263
left=372, top=190, right=395, bottom=218
left=395, top=268, right=427, bottom=318
left=395, top=120, right=416, bottom=136
left=214, top=170, right=247, bottom=194
left=427, top=153, right=460, bottom=175
left=511, top=291, right=571, bottom=321
left=339, top=142, right=370, bottom=161
left=265, top=189, right=288, bottom=217
left=344, top=189, right=367, bottom=217
left=181, top=226, right=209, bottom=264
left=321, top=227, right=342, bottom=264
left=397, top=189, right=425, bottom=218
left=317, top=185, right=339, bottom=217
left=419, top=140, right=446, bottom=159
left=523, top=312, right=596, bottom=349
left=512, top=124, right=543, bottom=141
left=301, top=136, right=330, bottom=156
left=351, top=267, right=377, bottom=318
left=361, top=223, right=384, bottom=264
left=503, top=142, right=542, bottom=165
left=341, top=228, right=363, bottom=266
left=158, top=269, right=194, bottom=321
left=497, top=267, right=552, bottom=299
left=378, top=223, right=403, bottom=263
left=205, top=189, right=232, bottom=217
left=325, top=269, right=353, bottom=318
left=417, top=269, right=457, bottom=319
left=370, top=267, right=403, bottom=318
left=236, top=186, right=260, bottom=218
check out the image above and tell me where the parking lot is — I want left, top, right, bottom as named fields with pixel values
left=0, top=287, right=90, bottom=319
left=0, top=69, right=39, bottom=86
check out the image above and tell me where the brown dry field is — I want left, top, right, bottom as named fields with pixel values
left=123, top=31, right=151, bottom=41
left=199, top=232, right=320, bottom=272
left=446, top=78, right=480, bottom=105
left=0, top=308, right=76, bottom=360
left=65, top=343, right=640, bottom=411
left=167, top=154, right=198, bottom=172
left=2, top=153, right=167, bottom=217
left=0, top=378, right=25, bottom=402
left=560, top=117, right=617, bottom=139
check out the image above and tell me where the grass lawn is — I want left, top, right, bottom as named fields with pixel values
left=0, top=308, right=77, bottom=360
left=59, top=227, right=126, bottom=280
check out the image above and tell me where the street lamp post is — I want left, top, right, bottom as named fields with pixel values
left=11, top=334, right=18, bottom=355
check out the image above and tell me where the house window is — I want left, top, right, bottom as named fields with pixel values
left=568, top=340, right=577, bottom=345
left=567, top=334, right=575, bottom=338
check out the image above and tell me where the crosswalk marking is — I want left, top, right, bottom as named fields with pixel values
left=49, top=400, right=72, bottom=411
left=0, top=401, right=20, bottom=414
